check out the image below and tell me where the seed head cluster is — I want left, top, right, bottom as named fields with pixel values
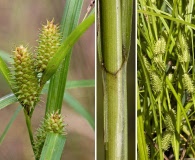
left=36, top=19, right=61, bottom=73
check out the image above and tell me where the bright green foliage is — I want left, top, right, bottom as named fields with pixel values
left=33, top=111, right=66, bottom=159
left=36, top=19, right=61, bottom=73
left=12, top=45, right=40, bottom=113
left=138, top=0, right=195, bottom=159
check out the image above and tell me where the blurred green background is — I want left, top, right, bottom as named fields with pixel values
left=0, top=0, right=94, bottom=160
left=97, top=3, right=136, bottom=160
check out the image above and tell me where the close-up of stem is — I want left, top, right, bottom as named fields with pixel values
left=98, top=0, right=133, bottom=159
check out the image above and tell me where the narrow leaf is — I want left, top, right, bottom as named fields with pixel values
left=0, top=50, right=12, bottom=63
left=0, top=56, right=11, bottom=87
left=0, top=106, right=22, bottom=144
left=40, top=133, right=66, bottom=160
left=0, top=80, right=94, bottom=110
left=41, top=13, right=95, bottom=86
left=0, top=94, right=17, bottom=110
left=46, top=0, right=84, bottom=114
left=66, top=79, right=95, bottom=89
left=64, top=92, right=95, bottom=129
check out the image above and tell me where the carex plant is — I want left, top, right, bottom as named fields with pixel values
left=0, top=1, right=95, bottom=159
left=10, top=20, right=66, bottom=159
left=138, top=0, right=195, bottom=159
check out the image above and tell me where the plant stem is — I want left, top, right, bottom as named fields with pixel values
left=137, top=83, right=149, bottom=160
left=24, top=109, right=35, bottom=154
left=138, top=51, right=163, bottom=160
left=99, top=0, right=130, bottom=159
left=45, top=0, right=83, bottom=114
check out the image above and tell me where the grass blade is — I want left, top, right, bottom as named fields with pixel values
left=40, top=133, right=66, bottom=160
left=0, top=56, right=11, bottom=87
left=0, top=106, right=22, bottom=144
left=65, top=79, right=95, bottom=89
left=0, top=50, right=11, bottom=63
left=45, top=0, right=84, bottom=114
left=137, top=84, right=148, bottom=160
left=40, top=12, right=95, bottom=86
left=64, top=92, right=95, bottom=129
left=138, top=10, right=195, bottom=30
left=0, top=94, right=17, bottom=110
left=0, top=80, right=94, bottom=110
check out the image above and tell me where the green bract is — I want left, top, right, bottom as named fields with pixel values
left=34, top=111, right=66, bottom=159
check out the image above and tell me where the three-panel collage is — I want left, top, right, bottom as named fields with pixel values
left=0, top=0, right=195, bottom=160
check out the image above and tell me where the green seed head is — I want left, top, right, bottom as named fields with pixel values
left=161, top=131, right=173, bottom=151
left=164, top=110, right=175, bottom=133
left=183, top=73, right=195, bottom=94
left=154, top=37, right=166, bottom=55
left=36, top=19, right=61, bottom=73
left=150, top=72, right=162, bottom=94
left=143, top=56, right=152, bottom=73
left=177, top=35, right=189, bottom=63
left=12, top=45, right=40, bottom=113
left=34, top=111, right=66, bottom=159
left=153, top=55, right=166, bottom=72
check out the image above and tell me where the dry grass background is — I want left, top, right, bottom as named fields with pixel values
left=0, top=0, right=95, bottom=159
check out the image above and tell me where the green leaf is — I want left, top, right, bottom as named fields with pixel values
left=0, top=56, right=11, bottom=87
left=40, top=133, right=66, bottom=160
left=0, top=94, right=17, bottom=110
left=0, top=50, right=12, bottom=63
left=0, top=80, right=94, bottom=110
left=66, top=79, right=95, bottom=89
left=138, top=10, right=195, bottom=30
left=45, top=0, right=84, bottom=114
left=0, top=106, right=22, bottom=144
left=64, top=92, right=95, bottom=129
left=40, top=12, right=95, bottom=86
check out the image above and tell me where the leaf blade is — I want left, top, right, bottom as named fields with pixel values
left=40, top=133, right=66, bottom=160
left=0, top=56, right=11, bottom=87
left=40, top=13, right=95, bottom=86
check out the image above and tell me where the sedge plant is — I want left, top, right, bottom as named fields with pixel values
left=137, top=0, right=195, bottom=159
left=0, top=1, right=95, bottom=159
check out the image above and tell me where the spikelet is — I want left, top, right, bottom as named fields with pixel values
left=143, top=56, right=152, bottom=73
left=12, top=45, right=40, bottom=113
left=164, top=111, right=175, bottom=133
left=161, top=131, right=173, bottom=151
left=33, top=111, right=66, bottom=159
left=177, top=35, right=189, bottom=63
left=154, top=37, right=166, bottom=55
left=150, top=72, right=162, bottom=94
left=153, top=56, right=166, bottom=72
left=36, top=19, right=61, bottom=73
left=183, top=73, right=195, bottom=94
